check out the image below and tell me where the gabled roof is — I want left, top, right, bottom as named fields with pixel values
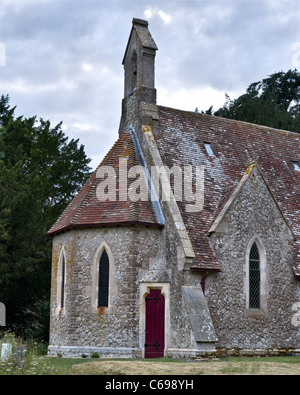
left=208, top=161, right=295, bottom=237
left=47, top=131, right=162, bottom=236
left=155, top=106, right=300, bottom=275
left=48, top=102, right=300, bottom=277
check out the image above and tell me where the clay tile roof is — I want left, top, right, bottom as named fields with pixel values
left=47, top=131, right=162, bottom=236
left=155, top=106, right=300, bottom=275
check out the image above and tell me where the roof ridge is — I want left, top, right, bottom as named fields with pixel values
left=157, top=105, right=300, bottom=137
left=47, top=172, right=97, bottom=235
left=71, top=131, right=133, bottom=225
left=70, top=134, right=126, bottom=225
left=97, top=131, right=131, bottom=169
left=208, top=162, right=295, bottom=238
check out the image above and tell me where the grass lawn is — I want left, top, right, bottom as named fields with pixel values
left=1, top=333, right=299, bottom=375
left=38, top=356, right=300, bottom=375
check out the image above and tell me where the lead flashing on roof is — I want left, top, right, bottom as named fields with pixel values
left=128, top=125, right=165, bottom=226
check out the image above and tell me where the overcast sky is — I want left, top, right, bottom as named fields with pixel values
left=1, top=0, right=300, bottom=170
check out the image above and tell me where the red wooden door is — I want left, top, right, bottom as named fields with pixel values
left=145, top=289, right=165, bottom=358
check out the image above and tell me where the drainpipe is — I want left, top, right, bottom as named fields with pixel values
left=200, top=271, right=209, bottom=295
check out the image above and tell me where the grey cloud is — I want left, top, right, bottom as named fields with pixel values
left=1, top=0, right=300, bottom=169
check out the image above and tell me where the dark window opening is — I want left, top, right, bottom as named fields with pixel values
left=61, top=255, right=66, bottom=309
left=130, top=51, right=137, bottom=93
left=98, top=251, right=109, bottom=307
left=249, top=242, right=260, bottom=309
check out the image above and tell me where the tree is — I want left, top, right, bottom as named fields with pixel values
left=0, top=95, right=91, bottom=339
left=213, top=70, right=300, bottom=133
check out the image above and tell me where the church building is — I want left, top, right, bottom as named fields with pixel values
left=47, top=18, right=300, bottom=358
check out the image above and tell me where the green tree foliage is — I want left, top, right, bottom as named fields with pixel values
left=0, top=95, right=91, bottom=339
left=213, top=70, right=300, bottom=133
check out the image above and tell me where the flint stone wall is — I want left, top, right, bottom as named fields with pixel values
left=48, top=223, right=203, bottom=358
left=207, top=166, right=300, bottom=351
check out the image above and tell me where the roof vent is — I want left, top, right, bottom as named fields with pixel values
left=293, top=161, right=300, bottom=171
left=204, top=142, right=216, bottom=157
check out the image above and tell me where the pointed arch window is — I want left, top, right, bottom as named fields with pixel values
left=249, top=242, right=261, bottom=309
left=98, top=250, right=109, bottom=307
left=125, top=50, right=137, bottom=96
left=60, top=254, right=66, bottom=309
left=131, top=51, right=137, bottom=90
left=57, top=249, right=66, bottom=315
